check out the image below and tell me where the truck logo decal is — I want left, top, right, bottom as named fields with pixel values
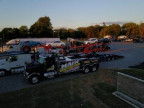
left=60, top=62, right=80, bottom=73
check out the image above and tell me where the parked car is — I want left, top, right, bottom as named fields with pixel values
left=46, top=41, right=65, bottom=47
left=124, top=38, right=133, bottom=42
left=98, top=38, right=111, bottom=44
left=84, top=38, right=98, bottom=44
left=133, top=38, right=143, bottom=43
left=20, top=41, right=43, bottom=52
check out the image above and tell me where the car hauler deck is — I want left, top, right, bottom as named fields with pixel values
left=24, top=54, right=99, bottom=84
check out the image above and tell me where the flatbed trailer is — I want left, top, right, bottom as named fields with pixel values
left=67, top=43, right=110, bottom=54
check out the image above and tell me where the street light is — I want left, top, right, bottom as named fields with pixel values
left=53, top=30, right=59, bottom=38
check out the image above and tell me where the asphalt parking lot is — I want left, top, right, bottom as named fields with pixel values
left=101, top=42, right=144, bottom=68
left=0, top=42, right=144, bottom=93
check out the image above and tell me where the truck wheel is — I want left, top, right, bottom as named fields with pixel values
left=29, top=75, right=39, bottom=84
left=84, top=66, right=90, bottom=73
left=0, top=70, right=6, bottom=77
left=91, top=65, right=97, bottom=72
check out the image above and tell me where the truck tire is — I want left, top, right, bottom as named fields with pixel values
left=91, top=65, right=97, bottom=72
left=0, top=70, right=6, bottom=77
left=29, top=75, right=39, bottom=84
left=84, top=66, right=90, bottom=74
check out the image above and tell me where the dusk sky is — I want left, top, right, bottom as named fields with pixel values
left=0, top=0, right=144, bottom=30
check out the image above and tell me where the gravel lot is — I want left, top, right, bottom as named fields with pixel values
left=0, top=42, right=144, bottom=93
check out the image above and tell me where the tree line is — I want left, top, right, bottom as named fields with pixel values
left=0, top=16, right=144, bottom=42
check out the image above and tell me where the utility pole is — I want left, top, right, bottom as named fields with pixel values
left=103, top=22, right=106, bottom=37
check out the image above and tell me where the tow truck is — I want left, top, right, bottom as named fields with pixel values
left=24, top=53, right=99, bottom=84
left=0, top=51, right=32, bottom=76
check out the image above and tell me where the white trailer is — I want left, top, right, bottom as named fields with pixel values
left=4, top=38, right=60, bottom=52
left=6, top=38, right=60, bottom=45
left=0, top=53, right=32, bottom=76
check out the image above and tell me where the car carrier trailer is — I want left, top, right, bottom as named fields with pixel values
left=24, top=53, right=99, bottom=84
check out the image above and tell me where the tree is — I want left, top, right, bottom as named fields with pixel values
left=79, top=25, right=100, bottom=38
left=73, top=30, right=86, bottom=38
left=19, top=26, right=28, bottom=38
left=1, top=28, right=20, bottom=41
left=55, top=28, right=68, bottom=39
left=107, top=24, right=121, bottom=37
left=122, top=22, right=139, bottom=37
left=77, top=27, right=87, bottom=37
left=29, top=16, right=53, bottom=37
left=11, top=28, right=20, bottom=39
left=99, top=27, right=108, bottom=38
left=1, top=28, right=13, bottom=41
left=139, top=23, right=144, bottom=36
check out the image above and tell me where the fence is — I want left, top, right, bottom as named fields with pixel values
left=113, top=72, right=144, bottom=108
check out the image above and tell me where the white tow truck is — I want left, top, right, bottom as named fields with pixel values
left=0, top=52, right=32, bottom=76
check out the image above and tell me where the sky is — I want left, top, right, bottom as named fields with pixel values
left=0, top=0, right=144, bottom=30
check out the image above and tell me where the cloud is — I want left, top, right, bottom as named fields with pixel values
left=91, top=21, right=130, bottom=26
left=101, top=21, right=129, bottom=25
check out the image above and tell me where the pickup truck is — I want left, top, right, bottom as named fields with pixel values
left=24, top=54, right=99, bottom=84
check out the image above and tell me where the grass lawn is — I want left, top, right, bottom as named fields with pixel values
left=1, top=68, right=144, bottom=108
left=119, top=68, right=144, bottom=80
